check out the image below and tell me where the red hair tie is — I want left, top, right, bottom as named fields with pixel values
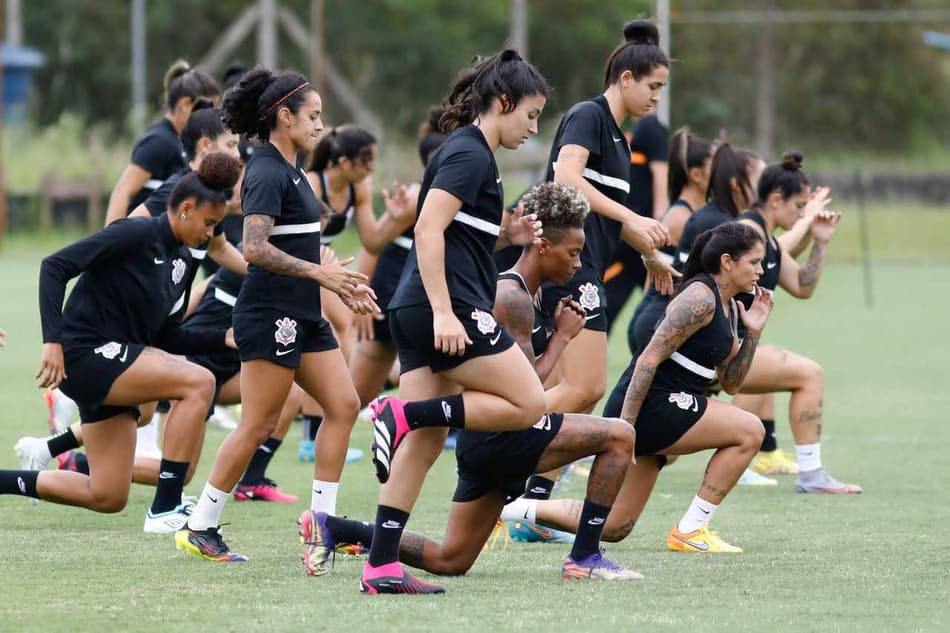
left=260, top=82, right=311, bottom=120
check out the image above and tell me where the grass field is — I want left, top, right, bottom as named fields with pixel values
left=0, top=214, right=949, bottom=632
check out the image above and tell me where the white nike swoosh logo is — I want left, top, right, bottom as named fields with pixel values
left=154, top=258, right=165, bottom=264
left=293, top=177, right=301, bottom=185
left=489, top=331, right=502, bottom=345
left=585, top=313, right=600, bottom=321
left=767, top=263, right=777, bottom=269
left=531, top=325, right=542, bottom=333
left=496, top=177, right=502, bottom=183
left=613, top=136, right=622, bottom=142
left=119, top=346, right=128, bottom=363
left=276, top=348, right=295, bottom=356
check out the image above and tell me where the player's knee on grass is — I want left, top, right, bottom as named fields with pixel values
left=425, top=548, right=479, bottom=577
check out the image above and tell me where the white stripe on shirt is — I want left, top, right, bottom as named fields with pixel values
left=551, top=162, right=630, bottom=194
left=454, top=211, right=500, bottom=236
left=214, top=287, right=237, bottom=306
left=168, top=292, right=186, bottom=316
left=143, top=179, right=163, bottom=191
left=393, top=235, right=413, bottom=250
left=188, top=248, right=207, bottom=260
left=270, top=221, right=321, bottom=236
left=670, top=351, right=717, bottom=379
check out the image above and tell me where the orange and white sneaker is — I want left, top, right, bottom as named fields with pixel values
left=667, top=524, right=743, bottom=553
left=752, top=449, right=800, bottom=475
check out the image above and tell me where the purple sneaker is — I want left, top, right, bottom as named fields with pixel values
left=561, top=549, right=642, bottom=580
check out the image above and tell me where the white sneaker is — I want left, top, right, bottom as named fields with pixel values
left=14, top=437, right=53, bottom=471
left=737, top=468, right=778, bottom=486
left=144, top=503, right=193, bottom=534
left=209, top=405, right=239, bottom=431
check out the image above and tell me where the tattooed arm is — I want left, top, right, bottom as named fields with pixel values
left=620, top=282, right=716, bottom=425
left=493, top=281, right=539, bottom=372
left=778, top=240, right=827, bottom=299
left=719, top=286, right=774, bottom=393
left=242, top=213, right=368, bottom=299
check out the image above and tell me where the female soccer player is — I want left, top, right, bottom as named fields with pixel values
left=106, top=60, right=220, bottom=224
left=359, top=50, right=549, bottom=594
left=175, top=67, right=378, bottom=563
left=131, top=102, right=245, bottom=274
left=304, top=125, right=414, bottom=361
left=603, top=222, right=772, bottom=552
left=732, top=152, right=860, bottom=493
left=0, top=155, right=240, bottom=529
left=542, top=20, right=676, bottom=416
left=302, top=182, right=640, bottom=583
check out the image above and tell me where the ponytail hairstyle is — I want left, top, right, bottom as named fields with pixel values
left=439, top=49, right=548, bottom=133
left=168, top=152, right=242, bottom=210
left=755, top=150, right=810, bottom=206
left=307, top=125, right=377, bottom=172
left=676, top=222, right=764, bottom=296
left=221, top=66, right=313, bottom=142
left=163, top=59, right=221, bottom=111
left=519, top=182, right=589, bottom=244
left=180, top=101, right=226, bottom=161
left=668, top=127, right=713, bottom=202
left=706, top=142, right=761, bottom=217
left=418, top=105, right=448, bottom=166
left=604, top=20, right=670, bottom=89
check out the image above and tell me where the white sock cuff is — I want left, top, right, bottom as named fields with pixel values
left=311, top=479, right=339, bottom=515
left=189, top=482, right=231, bottom=530
left=500, top=497, right=538, bottom=524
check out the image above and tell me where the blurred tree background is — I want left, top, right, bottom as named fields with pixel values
left=6, top=0, right=950, bottom=195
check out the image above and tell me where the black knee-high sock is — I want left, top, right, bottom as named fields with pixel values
left=403, top=394, right=465, bottom=430
left=523, top=475, right=556, bottom=500
left=0, top=470, right=40, bottom=498
left=47, top=427, right=80, bottom=458
left=569, top=498, right=611, bottom=561
left=367, top=505, right=410, bottom=567
left=241, top=437, right=282, bottom=485
left=303, top=415, right=323, bottom=442
left=326, top=515, right=375, bottom=547
left=150, top=459, right=189, bottom=514
left=760, top=419, right=777, bottom=452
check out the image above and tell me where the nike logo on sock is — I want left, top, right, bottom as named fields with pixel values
left=442, top=401, right=453, bottom=422
left=208, top=495, right=219, bottom=503
left=313, top=489, right=323, bottom=494
left=587, top=517, right=605, bottom=526
left=381, top=520, right=402, bottom=529
left=523, top=509, right=531, bottom=520
left=699, top=508, right=710, bottom=515
left=158, top=471, right=177, bottom=480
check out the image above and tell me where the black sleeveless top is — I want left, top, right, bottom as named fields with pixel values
left=497, top=269, right=552, bottom=357
left=316, top=171, right=356, bottom=245
left=735, top=210, right=781, bottom=338
left=651, top=274, right=736, bottom=395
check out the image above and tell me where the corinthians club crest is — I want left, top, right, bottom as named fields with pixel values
left=171, top=258, right=186, bottom=285
left=93, top=341, right=122, bottom=360
left=577, top=282, right=600, bottom=311
left=274, top=317, right=298, bottom=346
left=470, top=309, right=497, bottom=335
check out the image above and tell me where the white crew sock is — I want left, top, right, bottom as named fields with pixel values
left=311, top=479, right=339, bottom=515
left=677, top=495, right=719, bottom=534
left=796, top=443, right=822, bottom=472
left=188, top=483, right=231, bottom=530
left=500, top=497, right=538, bottom=524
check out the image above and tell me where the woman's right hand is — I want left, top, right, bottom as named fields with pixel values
left=553, top=297, right=586, bottom=341
left=314, top=257, right=370, bottom=301
left=37, top=342, right=66, bottom=389
left=354, top=311, right=382, bottom=342
left=433, top=309, right=472, bottom=356
left=802, top=186, right=832, bottom=222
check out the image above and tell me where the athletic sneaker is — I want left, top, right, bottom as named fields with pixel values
left=144, top=503, right=193, bottom=534
left=368, top=397, right=412, bottom=484
left=752, top=449, right=800, bottom=475
left=298, top=510, right=335, bottom=576
left=14, top=436, right=52, bottom=471
left=737, top=468, right=778, bottom=486
left=561, top=550, right=642, bottom=580
left=667, top=524, right=743, bottom=553
left=208, top=405, right=239, bottom=431
left=234, top=477, right=299, bottom=503
left=175, top=525, right=247, bottom=563
left=795, top=469, right=862, bottom=494
left=45, top=389, right=77, bottom=433
left=359, top=561, right=445, bottom=595
left=508, top=521, right=575, bottom=544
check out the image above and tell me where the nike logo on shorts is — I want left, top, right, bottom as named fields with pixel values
left=293, top=177, right=301, bottom=185
left=585, top=313, right=600, bottom=321
left=119, top=346, right=128, bottom=363
left=276, top=348, right=295, bottom=357
left=154, top=258, right=165, bottom=264
left=489, top=331, right=502, bottom=345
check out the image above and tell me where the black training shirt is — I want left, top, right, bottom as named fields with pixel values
left=390, top=125, right=503, bottom=312
left=39, top=215, right=227, bottom=354
left=129, top=119, right=187, bottom=211
left=235, top=142, right=323, bottom=320
left=545, top=95, right=631, bottom=278
left=675, top=201, right=734, bottom=270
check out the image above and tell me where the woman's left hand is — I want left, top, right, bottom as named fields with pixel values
left=737, top=284, right=774, bottom=336
left=341, top=284, right=380, bottom=315
left=504, top=204, right=542, bottom=247
left=809, top=210, right=841, bottom=244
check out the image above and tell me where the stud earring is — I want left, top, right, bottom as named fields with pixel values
left=180, top=214, right=187, bottom=220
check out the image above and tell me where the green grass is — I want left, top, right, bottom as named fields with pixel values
left=1, top=230, right=949, bottom=632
